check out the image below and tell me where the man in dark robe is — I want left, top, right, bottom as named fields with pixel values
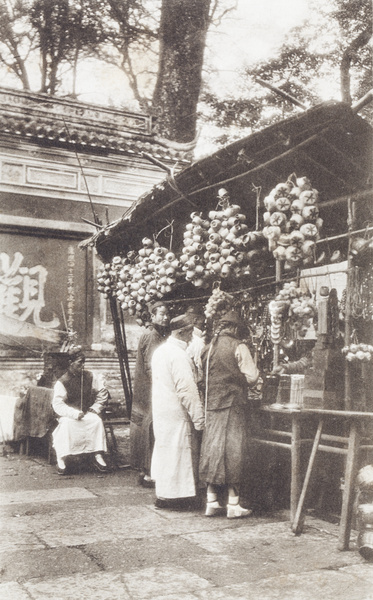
left=199, top=311, right=260, bottom=518
left=130, top=302, right=170, bottom=486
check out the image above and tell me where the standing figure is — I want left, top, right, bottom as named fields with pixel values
left=52, top=347, right=109, bottom=475
left=186, top=305, right=206, bottom=378
left=200, top=311, right=260, bottom=518
left=151, top=314, right=205, bottom=508
left=130, top=302, right=170, bottom=486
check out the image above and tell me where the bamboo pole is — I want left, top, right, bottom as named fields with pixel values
left=118, top=305, right=133, bottom=399
left=351, top=89, right=373, bottom=113
left=273, top=259, right=282, bottom=369
left=109, top=297, right=133, bottom=418
left=344, top=199, right=354, bottom=411
left=254, top=77, right=307, bottom=109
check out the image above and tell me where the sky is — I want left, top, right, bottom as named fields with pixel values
left=74, top=0, right=317, bottom=109
left=205, top=0, right=311, bottom=90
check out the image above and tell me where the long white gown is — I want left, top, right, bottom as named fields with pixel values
left=151, top=336, right=204, bottom=499
left=52, top=373, right=107, bottom=460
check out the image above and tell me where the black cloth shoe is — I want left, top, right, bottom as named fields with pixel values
left=154, top=497, right=197, bottom=511
left=57, top=466, right=66, bottom=476
left=138, top=473, right=155, bottom=488
left=92, top=455, right=108, bottom=473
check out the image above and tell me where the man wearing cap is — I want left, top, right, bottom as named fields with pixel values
left=52, top=347, right=109, bottom=475
left=199, top=310, right=260, bottom=518
left=151, top=313, right=205, bottom=508
left=130, top=302, right=170, bottom=487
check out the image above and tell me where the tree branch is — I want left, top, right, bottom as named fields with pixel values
left=340, top=26, right=372, bottom=104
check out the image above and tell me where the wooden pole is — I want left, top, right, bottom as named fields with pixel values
left=109, top=297, right=133, bottom=418
left=118, top=305, right=133, bottom=398
left=351, top=89, right=373, bottom=113
left=338, top=420, right=360, bottom=551
left=292, top=418, right=324, bottom=534
left=254, top=77, right=307, bottom=109
left=344, top=199, right=354, bottom=411
left=273, top=260, right=282, bottom=369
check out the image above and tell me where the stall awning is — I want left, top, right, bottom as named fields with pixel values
left=81, top=101, right=372, bottom=262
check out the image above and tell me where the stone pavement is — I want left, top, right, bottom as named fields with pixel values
left=0, top=447, right=372, bottom=600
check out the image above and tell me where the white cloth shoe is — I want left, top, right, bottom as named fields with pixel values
left=205, top=500, right=225, bottom=517
left=227, top=503, right=252, bottom=519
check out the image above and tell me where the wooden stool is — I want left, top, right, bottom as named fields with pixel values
left=103, top=417, right=129, bottom=461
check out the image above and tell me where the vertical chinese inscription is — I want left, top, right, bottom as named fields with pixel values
left=67, top=246, right=75, bottom=331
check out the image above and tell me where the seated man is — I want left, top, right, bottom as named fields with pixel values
left=52, top=346, right=109, bottom=475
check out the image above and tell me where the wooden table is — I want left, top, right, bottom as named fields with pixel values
left=252, top=406, right=373, bottom=550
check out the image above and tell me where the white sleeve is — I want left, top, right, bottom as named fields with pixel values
left=52, top=381, right=81, bottom=419
left=171, top=354, right=205, bottom=431
left=235, top=343, right=260, bottom=386
left=90, top=373, right=109, bottom=414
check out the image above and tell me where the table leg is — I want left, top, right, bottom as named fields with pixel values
left=338, top=420, right=360, bottom=551
left=292, top=418, right=324, bottom=535
left=290, top=414, right=302, bottom=524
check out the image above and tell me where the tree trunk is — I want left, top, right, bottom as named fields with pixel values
left=152, top=0, right=211, bottom=143
left=340, top=27, right=372, bottom=104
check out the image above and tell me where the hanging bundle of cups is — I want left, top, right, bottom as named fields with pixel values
left=262, top=175, right=323, bottom=271
left=205, top=188, right=251, bottom=280
left=268, top=281, right=316, bottom=340
left=97, top=258, right=122, bottom=299
left=180, top=211, right=211, bottom=288
left=204, top=285, right=235, bottom=323
left=180, top=188, right=269, bottom=287
left=97, top=237, right=181, bottom=326
left=342, top=343, right=373, bottom=362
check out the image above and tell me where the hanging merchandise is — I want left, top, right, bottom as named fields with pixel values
left=204, top=285, right=235, bottom=323
left=180, top=211, right=212, bottom=288
left=268, top=281, right=316, bottom=341
left=97, top=235, right=181, bottom=326
left=350, top=262, right=373, bottom=322
left=262, top=175, right=323, bottom=270
left=342, top=343, right=373, bottom=363
left=239, top=292, right=274, bottom=370
left=180, top=188, right=271, bottom=288
left=97, top=260, right=120, bottom=299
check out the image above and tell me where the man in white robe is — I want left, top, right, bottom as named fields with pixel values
left=151, top=314, right=205, bottom=507
left=52, top=347, right=108, bottom=475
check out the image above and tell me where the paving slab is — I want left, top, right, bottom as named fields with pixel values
left=0, top=530, right=46, bottom=554
left=206, top=567, right=373, bottom=600
left=24, top=572, right=132, bottom=600
left=7, top=503, right=233, bottom=548
left=0, top=581, right=31, bottom=600
left=123, top=565, right=212, bottom=599
left=0, top=486, right=97, bottom=506
left=0, top=546, right=100, bottom=583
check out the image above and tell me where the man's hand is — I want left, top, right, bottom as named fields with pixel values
left=272, top=365, right=286, bottom=375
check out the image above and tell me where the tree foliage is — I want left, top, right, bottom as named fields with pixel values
left=200, top=0, right=372, bottom=147
left=0, top=1, right=370, bottom=145
left=0, top=0, right=34, bottom=89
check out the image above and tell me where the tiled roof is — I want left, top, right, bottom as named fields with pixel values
left=0, top=86, right=189, bottom=162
